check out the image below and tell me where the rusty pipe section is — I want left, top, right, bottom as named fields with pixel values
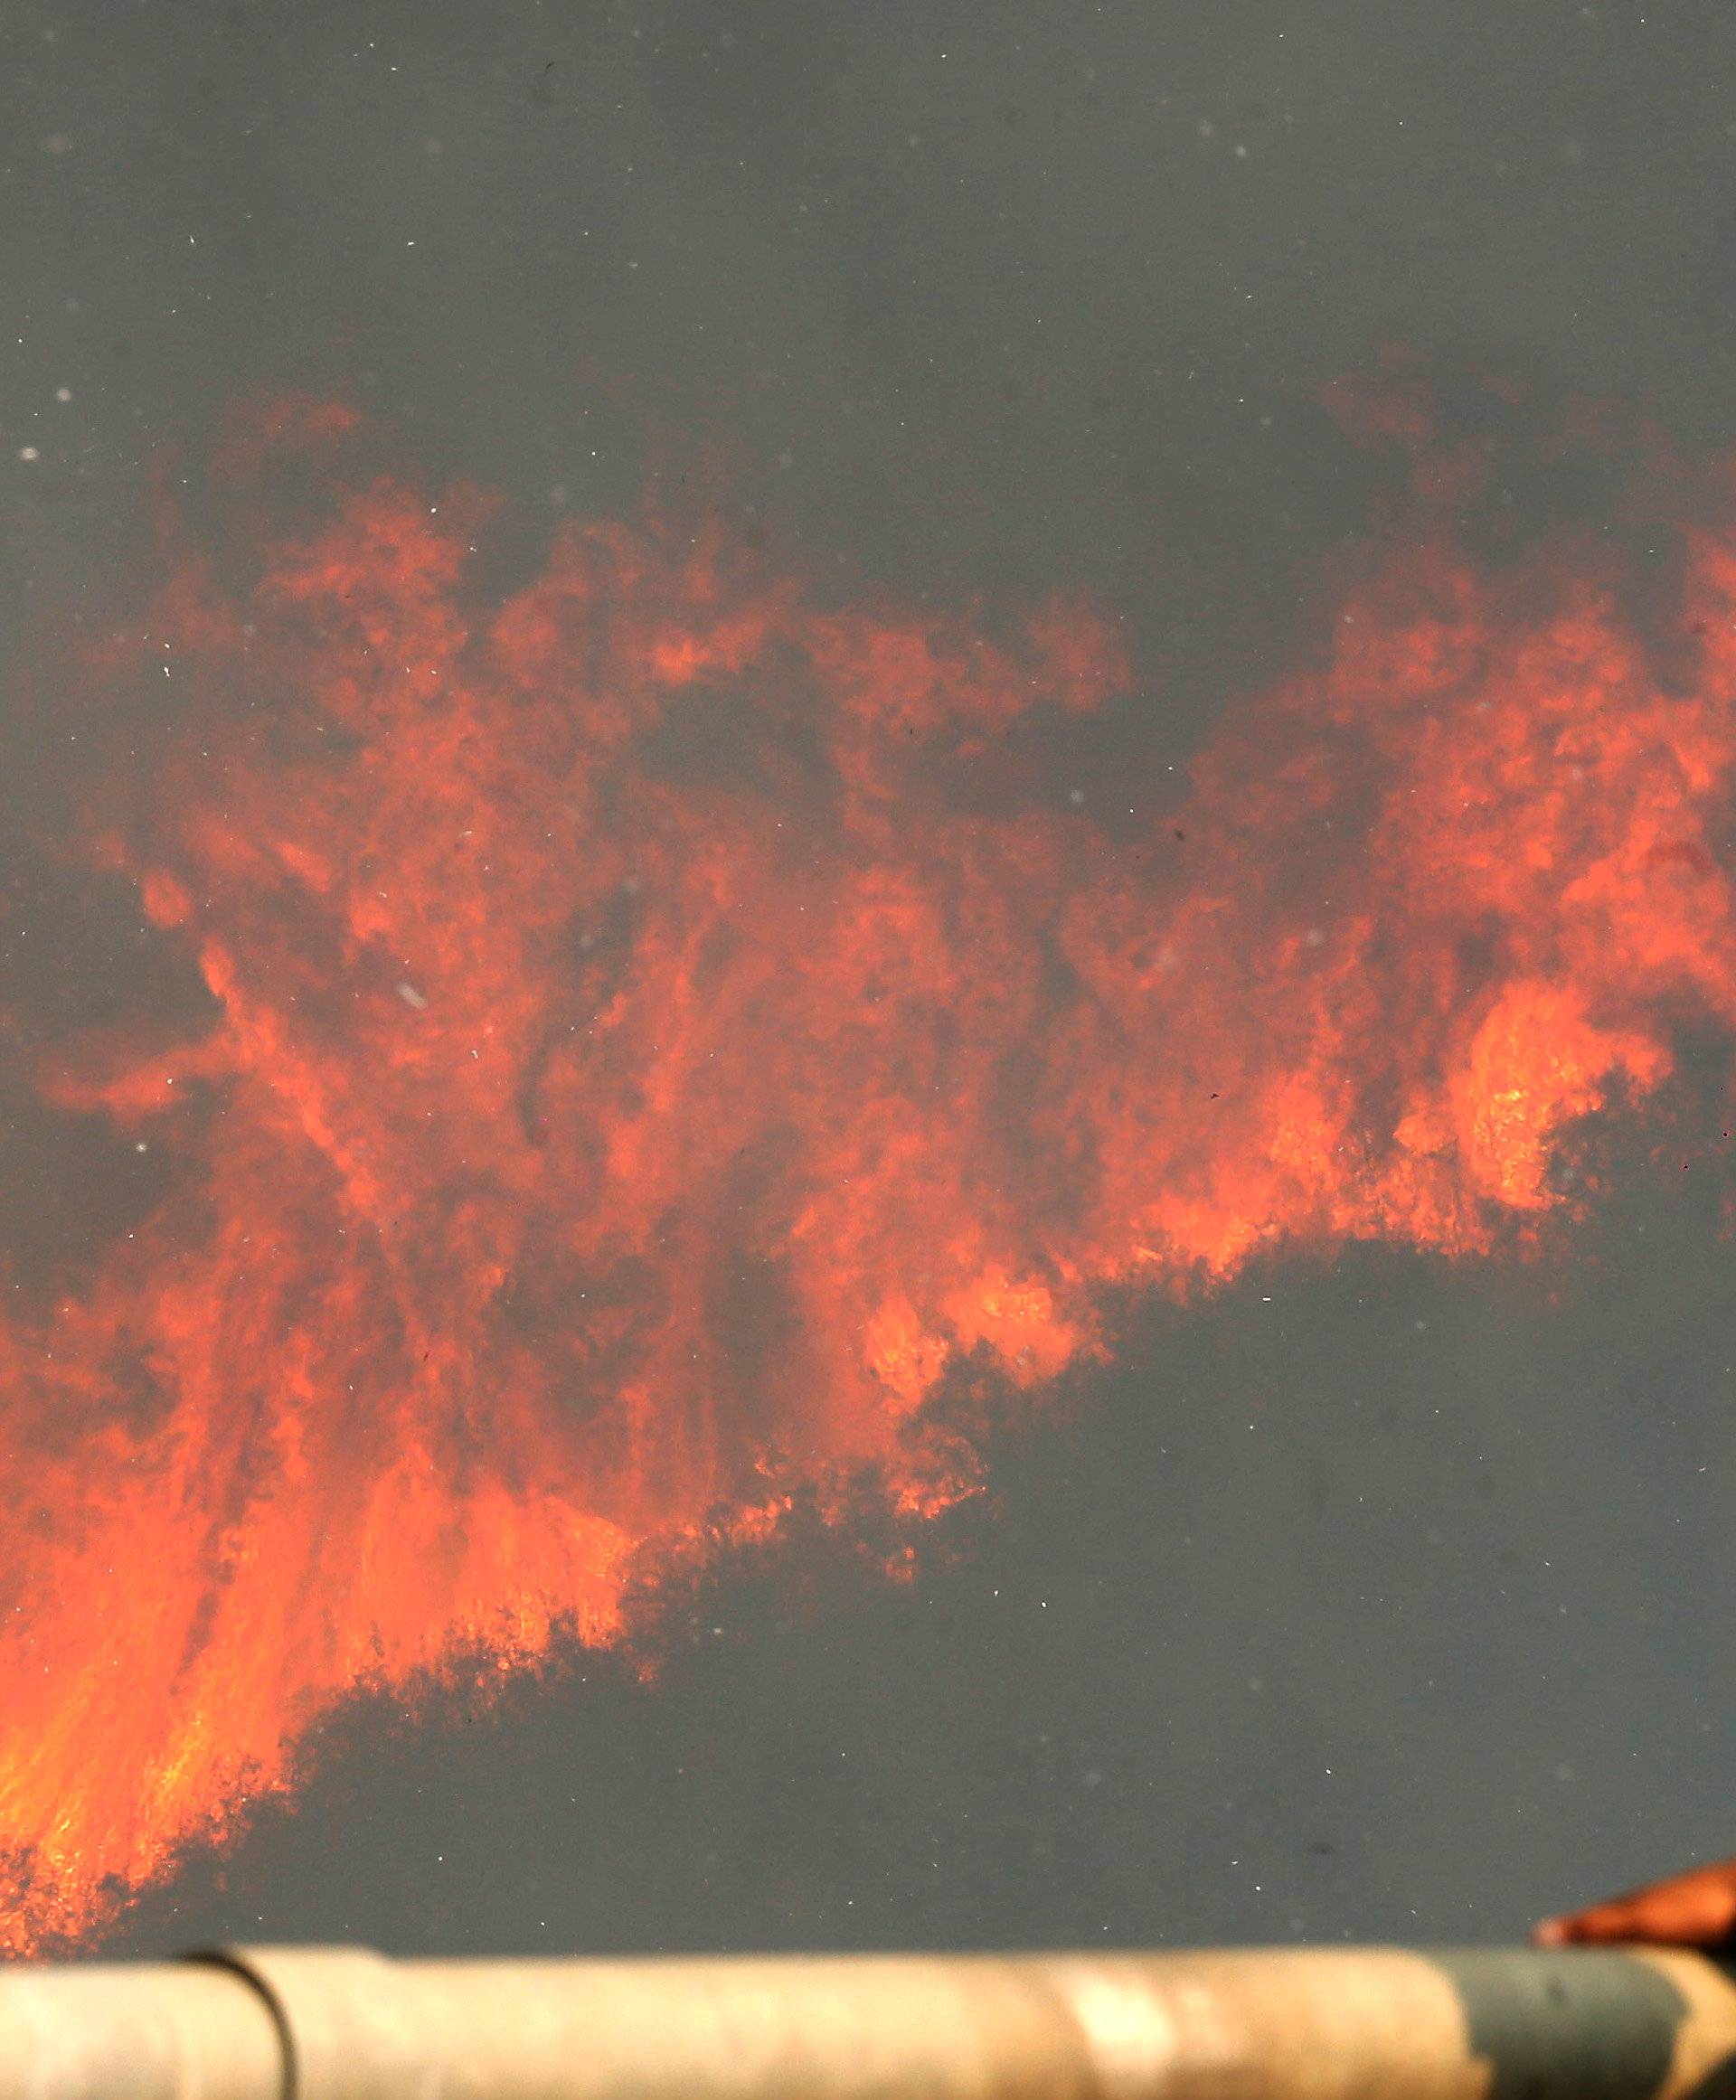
left=4, top=1944, right=1736, bottom=2100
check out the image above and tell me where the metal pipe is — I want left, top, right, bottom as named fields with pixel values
left=4, top=1944, right=1736, bottom=2100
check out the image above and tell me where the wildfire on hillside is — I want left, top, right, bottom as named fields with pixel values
left=0, top=380, right=1730, bottom=1950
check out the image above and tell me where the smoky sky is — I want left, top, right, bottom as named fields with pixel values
left=4, top=0, right=1736, bottom=1955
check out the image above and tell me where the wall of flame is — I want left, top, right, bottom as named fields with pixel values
left=0, top=392, right=1732, bottom=1951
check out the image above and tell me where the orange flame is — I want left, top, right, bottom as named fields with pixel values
left=1, top=395, right=1733, bottom=1950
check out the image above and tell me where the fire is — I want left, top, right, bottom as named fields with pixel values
left=0, top=391, right=1732, bottom=1950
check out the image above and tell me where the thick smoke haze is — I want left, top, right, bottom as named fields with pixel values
left=2, top=0, right=1736, bottom=1954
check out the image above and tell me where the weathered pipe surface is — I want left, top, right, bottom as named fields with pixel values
left=4, top=1945, right=1736, bottom=2100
